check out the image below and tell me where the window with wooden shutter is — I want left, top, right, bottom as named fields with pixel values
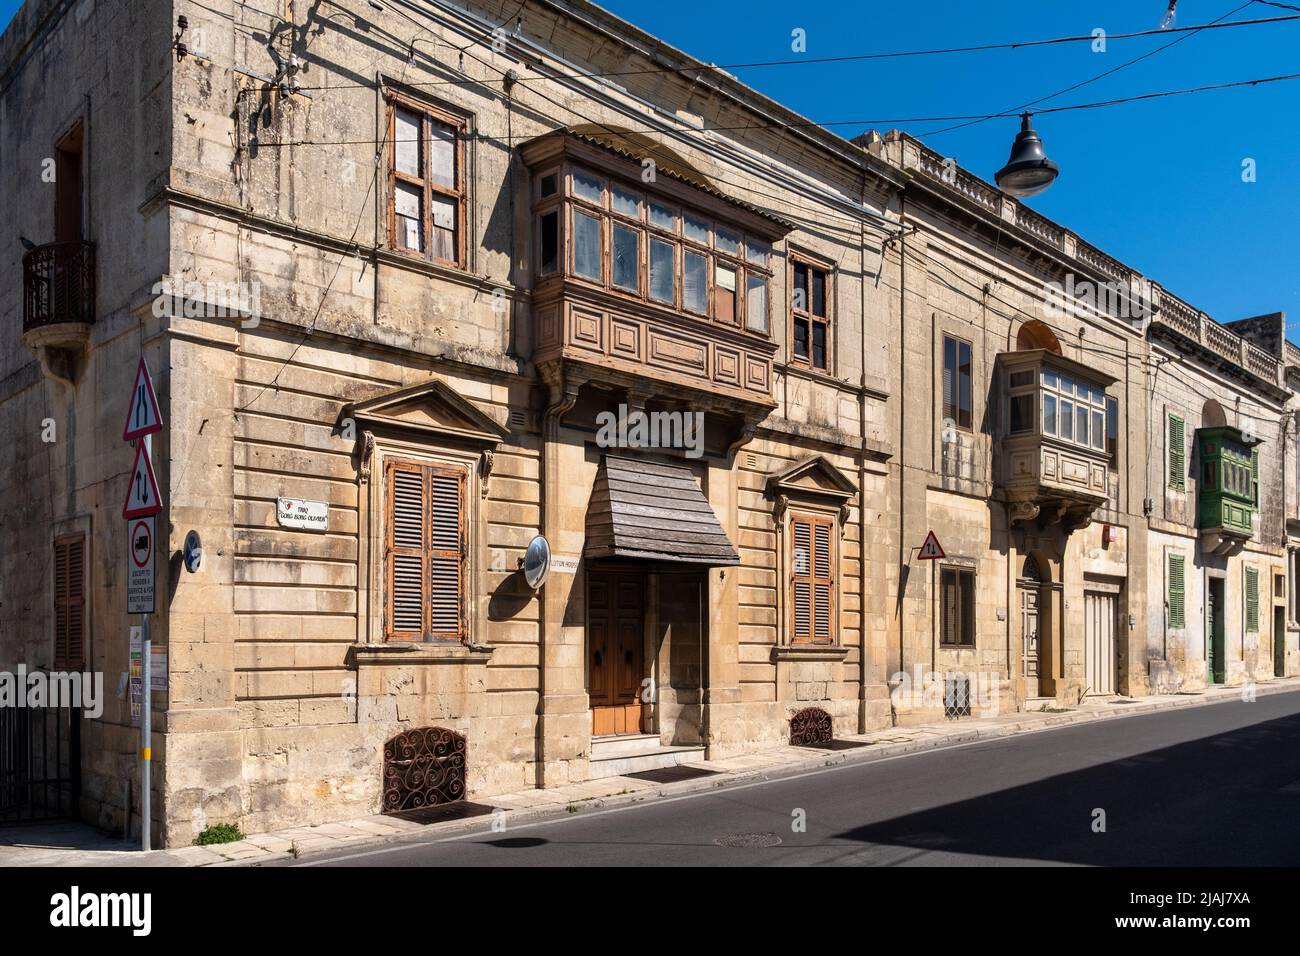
left=939, top=566, right=975, bottom=646
left=1251, top=447, right=1260, bottom=508
left=1245, top=565, right=1259, bottom=633
left=385, top=459, right=466, bottom=642
left=942, top=335, right=973, bottom=431
left=790, top=513, right=835, bottom=645
left=1167, top=553, right=1185, bottom=629
left=53, top=534, right=85, bottom=669
left=1168, top=414, right=1185, bottom=490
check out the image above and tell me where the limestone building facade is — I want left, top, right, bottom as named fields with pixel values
left=1, top=0, right=1293, bottom=844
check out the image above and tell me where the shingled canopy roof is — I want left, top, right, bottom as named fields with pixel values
left=585, top=455, right=739, bottom=566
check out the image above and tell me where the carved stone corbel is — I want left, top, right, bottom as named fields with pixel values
left=1009, top=500, right=1040, bottom=525
left=727, top=421, right=759, bottom=463
left=773, top=493, right=789, bottom=526
left=479, top=449, right=494, bottom=498
left=357, top=430, right=376, bottom=483
left=839, top=501, right=853, bottom=529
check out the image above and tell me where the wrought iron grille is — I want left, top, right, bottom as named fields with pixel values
left=382, top=727, right=467, bottom=812
left=944, top=676, right=972, bottom=720
left=789, top=707, right=833, bottom=746
left=22, top=240, right=96, bottom=333
left=0, top=705, right=80, bottom=825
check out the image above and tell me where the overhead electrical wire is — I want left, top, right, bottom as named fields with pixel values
left=918, top=0, right=1259, bottom=137
left=279, top=11, right=1300, bottom=92
left=234, top=69, right=1300, bottom=148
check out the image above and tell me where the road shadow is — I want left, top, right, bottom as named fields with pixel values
left=831, top=709, right=1300, bottom=865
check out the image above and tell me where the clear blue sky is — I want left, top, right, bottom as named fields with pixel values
left=4, top=1, right=1295, bottom=331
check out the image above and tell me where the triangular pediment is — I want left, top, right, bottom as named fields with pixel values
left=344, top=377, right=508, bottom=446
left=766, top=455, right=857, bottom=501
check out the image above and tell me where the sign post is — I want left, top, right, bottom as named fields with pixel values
left=122, top=356, right=162, bottom=851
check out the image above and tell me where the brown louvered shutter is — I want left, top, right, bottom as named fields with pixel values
left=812, top=519, right=834, bottom=644
left=428, top=467, right=464, bottom=641
left=791, top=514, right=835, bottom=645
left=53, top=534, right=85, bottom=669
left=791, top=517, right=811, bottom=642
left=386, top=460, right=466, bottom=642
left=387, top=462, right=427, bottom=641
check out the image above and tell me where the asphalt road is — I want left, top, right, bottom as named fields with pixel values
left=287, top=690, right=1300, bottom=866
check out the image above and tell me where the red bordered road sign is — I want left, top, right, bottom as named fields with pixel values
left=917, top=530, right=946, bottom=561
left=128, top=516, right=155, bottom=614
left=122, top=356, right=163, bottom=442
left=122, top=442, right=163, bottom=519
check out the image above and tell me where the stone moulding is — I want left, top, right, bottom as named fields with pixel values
left=350, top=642, right=493, bottom=666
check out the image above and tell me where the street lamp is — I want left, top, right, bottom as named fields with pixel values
left=995, top=112, right=1060, bottom=198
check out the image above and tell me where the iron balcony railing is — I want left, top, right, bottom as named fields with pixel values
left=22, top=240, right=96, bottom=333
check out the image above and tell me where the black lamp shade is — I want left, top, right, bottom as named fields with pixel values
left=995, top=113, right=1059, bottom=197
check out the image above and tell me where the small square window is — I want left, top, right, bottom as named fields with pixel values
left=715, top=227, right=741, bottom=255
left=572, top=170, right=603, bottom=204
left=649, top=201, right=677, bottom=232
left=683, top=214, right=710, bottom=244
left=610, top=184, right=641, bottom=218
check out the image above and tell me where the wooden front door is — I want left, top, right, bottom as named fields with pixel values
left=588, top=571, right=646, bottom=736
left=1084, top=591, right=1116, bottom=696
left=1208, top=578, right=1226, bottom=685
left=1020, top=586, right=1040, bottom=693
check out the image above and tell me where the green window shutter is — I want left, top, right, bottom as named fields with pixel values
left=1246, top=566, right=1259, bottom=632
left=1167, top=553, right=1185, bottom=629
left=1168, top=414, right=1185, bottom=491
left=1251, top=447, right=1259, bottom=508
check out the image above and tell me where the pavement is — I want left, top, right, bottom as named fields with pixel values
left=3, top=676, right=1297, bottom=867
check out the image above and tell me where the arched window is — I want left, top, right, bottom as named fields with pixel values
left=1015, top=320, right=1062, bottom=354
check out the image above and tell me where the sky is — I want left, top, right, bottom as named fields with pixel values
left=3, top=0, right=1296, bottom=332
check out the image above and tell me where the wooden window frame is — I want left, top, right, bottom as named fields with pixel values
left=942, top=333, right=973, bottom=432
left=939, top=565, right=976, bottom=647
left=53, top=533, right=86, bottom=669
left=383, top=457, right=468, bottom=644
left=1106, top=396, right=1119, bottom=470
left=1168, top=413, right=1186, bottom=491
left=789, top=256, right=832, bottom=372
left=1167, top=552, right=1186, bottom=629
left=386, top=93, right=467, bottom=269
left=545, top=162, right=772, bottom=337
left=1245, top=565, right=1259, bottom=634
left=789, top=512, right=836, bottom=646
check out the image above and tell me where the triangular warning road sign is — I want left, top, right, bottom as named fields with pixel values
left=122, top=442, right=163, bottom=519
left=122, top=356, right=163, bottom=442
left=917, top=530, right=946, bottom=561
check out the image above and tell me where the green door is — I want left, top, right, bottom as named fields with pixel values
left=1206, top=584, right=1215, bottom=684
left=1208, top=578, right=1226, bottom=685
left=1276, top=606, right=1287, bottom=678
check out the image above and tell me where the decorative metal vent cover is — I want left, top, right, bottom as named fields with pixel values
left=789, top=707, right=833, bottom=746
left=944, top=676, right=972, bottom=719
left=382, top=727, right=467, bottom=812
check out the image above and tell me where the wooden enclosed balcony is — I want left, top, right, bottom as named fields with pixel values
left=22, top=240, right=96, bottom=384
left=522, top=130, right=790, bottom=423
left=999, top=349, right=1117, bottom=530
left=1196, top=425, right=1258, bottom=556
